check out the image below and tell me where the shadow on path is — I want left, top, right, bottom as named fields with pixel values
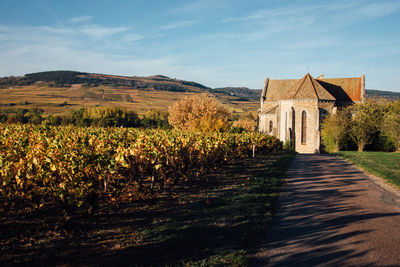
left=251, top=154, right=400, bottom=266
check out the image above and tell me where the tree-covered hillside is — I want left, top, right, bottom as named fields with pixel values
left=366, top=89, right=400, bottom=100
left=213, top=87, right=262, bottom=100
left=0, top=71, right=210, bottom=92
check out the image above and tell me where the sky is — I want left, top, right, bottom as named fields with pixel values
left=1, top=0, right=400, bottom=91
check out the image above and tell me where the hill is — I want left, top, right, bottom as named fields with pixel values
left=213, top=87, right=261, bottom=101
left=1, top=71, right=398, bottom=118
left=365, top=89, right=400, bottom=100
left=0, top=71, right=209, bottom=92
left=0, top=71, right=259, bottom=116
left=212, top=88, right=400, bottom=101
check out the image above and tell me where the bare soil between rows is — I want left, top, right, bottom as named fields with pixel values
left=1, top=153, right=288, bottom=266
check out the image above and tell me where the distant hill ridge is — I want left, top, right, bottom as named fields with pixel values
left=213, top=87, right=261, bottom=100
left=1, top=71, right=399, bottom=100
left=214, top=87, right=400, bottom=100
left=365, top=89, right=400, bottom=100
left=0, top=71, right=210, bottom=93
left=213, top=87, right=400, bottom=100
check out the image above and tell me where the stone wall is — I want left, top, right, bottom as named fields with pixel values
left=259, top=114, right=277, bottom=134
left=292, top=100, right=320, bottom=153
left=278, top=100, right=294, bottom=142
left=259, top=99, right=325, bottom=153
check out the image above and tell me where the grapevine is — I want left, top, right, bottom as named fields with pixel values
left=0, top=124, right=282, bottom=212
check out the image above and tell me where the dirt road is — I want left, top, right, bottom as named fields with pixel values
left=252, top=154, right=400, bottom=266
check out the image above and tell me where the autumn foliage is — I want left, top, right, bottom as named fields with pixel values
left=168, top=94, right=230, bottom=132
left=231, top=118, right=257, bottom=132
left=0, top=124, right=283, bottom=213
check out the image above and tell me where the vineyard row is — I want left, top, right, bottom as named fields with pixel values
left=0, top=124, right=283, bottom=212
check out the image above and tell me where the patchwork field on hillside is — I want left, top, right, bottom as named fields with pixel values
left=0, top=85, right=259, bottom=116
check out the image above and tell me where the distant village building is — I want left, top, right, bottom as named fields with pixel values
left=258, top=73, right=365, bottom=153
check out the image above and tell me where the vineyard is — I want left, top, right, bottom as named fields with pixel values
left=0, top=124, right=282, bottom=213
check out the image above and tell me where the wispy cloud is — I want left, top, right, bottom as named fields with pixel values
left=223, top=8, right=296, bottom=23
left=199, top=16, right=314, bottom=42
left=353, top=1, right=400, bottom=18
left=0, top=22, right=141, bottom=58
left=223, top=4, right=320, bottom=23
left=173, top=0, right=229, bottom=14
left=159, top=20, right=197, bottom=30
left=1, top=0, right=400, bottom=91
left=78, top=24, right=130, bottom=39
left=0, top=23, right=132, bottom=41
left=0, top=42, right=181, bottom=77
left=284, top=37, right=342, bottom=49
left=0, top=22, right=199, bottom=83
left=69, top=15, right=93, bottom=23
left=0, top=36, right=222, bottom=87
left=122, top=33, right=144, bottom=42
left=215, top=0, right=400, bottom=44
left=224, top=1, right=400, bottom=26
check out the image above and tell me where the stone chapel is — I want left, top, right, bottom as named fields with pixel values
left=258, top=73, right=365, bottom=153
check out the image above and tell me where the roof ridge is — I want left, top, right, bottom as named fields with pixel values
left=314, top=78, right=336, bottom=100
left=309, top=75, right=319, bottom=99
left=291, top=74, right=308, bottom=98
left=263, top=74, right=362, bottom=102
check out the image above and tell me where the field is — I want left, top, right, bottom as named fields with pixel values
left=1, top=152, right=293, bottom=266
left=1, top=71, right=399, bottom=120
left=336, top=151, right=400, bottom=188
left=0, top=84, right=259, bottom=116
left=0, top=123, right=291, bottom=265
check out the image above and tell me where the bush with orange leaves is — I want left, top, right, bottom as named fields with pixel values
left=231, top=118, right=257, bottom=132
left=168, top=94, right=230, bottom=132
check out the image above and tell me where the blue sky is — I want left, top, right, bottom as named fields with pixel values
left=1, top=0, right=400, bottom=91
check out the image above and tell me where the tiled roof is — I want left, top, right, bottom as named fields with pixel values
left=316, top=77, right=363, bottom=102
left=284, top=73, right=335, bottom=100
left=262, top=79, right=298, bottom=101
left=261, top=74, right=363, bottom=102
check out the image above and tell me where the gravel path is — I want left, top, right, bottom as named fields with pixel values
left=251, top=154, right=400, bottom=266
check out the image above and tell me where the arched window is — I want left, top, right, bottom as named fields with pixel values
left=269, top=121, right=273, bottom=132
left=301, top=110, right=307, bottom=144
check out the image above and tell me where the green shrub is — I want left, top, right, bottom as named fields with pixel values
left=140, top=109, right=171, bottom=129
left=6, top=114, right=28, bottom=124
left=25, top=113, right=43, bottom=124
left=348, top=100, right=386, bottom=152
left=365, top=131, right=396, bottom=152
left=43, top=115, right=63, bottom=126
left=382, top=100, right=400, bottom=151
left=283, top=140, right=294, bottom=151
left=71, top=107, right=140, bottom=127
left=321, top=109, right=350, bottom=153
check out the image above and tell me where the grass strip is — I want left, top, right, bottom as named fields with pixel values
left=336, top=151, right=400, bottom=188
